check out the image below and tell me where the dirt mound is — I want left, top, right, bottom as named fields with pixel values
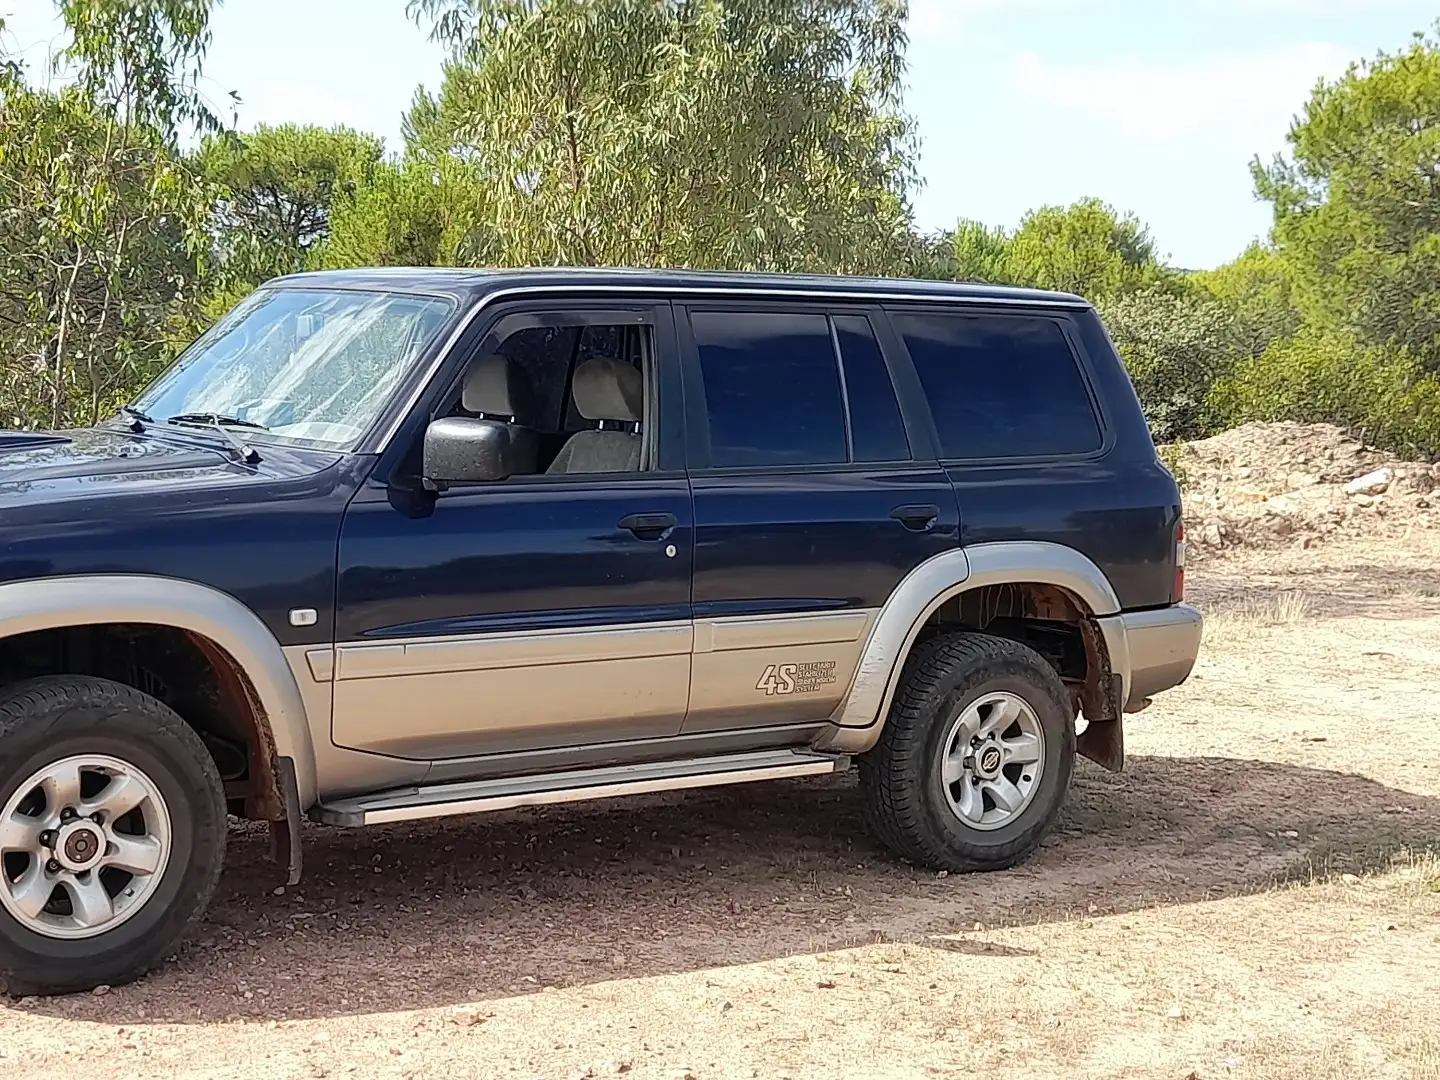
left=1170, top=421, right=1440, bottom=557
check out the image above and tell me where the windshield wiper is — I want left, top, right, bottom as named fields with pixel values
left=165, top=412, right=263, bottom=464
left=166, top=412, right=268, bottom=431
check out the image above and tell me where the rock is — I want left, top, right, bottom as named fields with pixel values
left=1201, top=523, right=1224, bottom=547
left=1352, top=493, right=1374, bottom=508
left=1345, top=468, right=1393, bottom=496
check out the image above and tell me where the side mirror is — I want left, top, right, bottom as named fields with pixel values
left=422, top=417, right=514, bottom=486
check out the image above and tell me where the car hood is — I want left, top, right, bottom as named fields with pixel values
left=0, top=426, right=340, bottom=506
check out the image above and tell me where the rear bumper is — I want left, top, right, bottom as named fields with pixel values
left=1100, top=603, right=1203, bottom=710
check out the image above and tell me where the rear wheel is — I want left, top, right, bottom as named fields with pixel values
left=0, top=677, right=226, bottom=995
left=860, top=633, right=1075, bottom=872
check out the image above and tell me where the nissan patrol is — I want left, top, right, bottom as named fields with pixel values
left=0, top=268, right=1201, bottom=994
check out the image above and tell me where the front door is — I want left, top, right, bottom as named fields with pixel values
left=332, top=302, right=694, bottom=762
left=677, top=303, right=960, bottom=734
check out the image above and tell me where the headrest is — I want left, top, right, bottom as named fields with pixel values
left=572, top=356, right=642, bottom=423
left=462, top=355, right=531, bottom=419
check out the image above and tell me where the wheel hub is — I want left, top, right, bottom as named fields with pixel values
left=54, top=821, right=106, bottom=872
left=973, top=742, right=1003, bottom=780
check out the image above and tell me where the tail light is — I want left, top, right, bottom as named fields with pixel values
left=1172, top=519, right=1186, bottom=603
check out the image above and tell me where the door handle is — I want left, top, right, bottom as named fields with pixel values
left=891, top=504, right=940, bottom=532
left=618, top=512, right=677, bottom=541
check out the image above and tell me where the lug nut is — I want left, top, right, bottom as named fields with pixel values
left=39, top=830, right=55, bottom=847
left=89, top=813, right=104, bottom=825
left=46, top=859, right=60, bottom=873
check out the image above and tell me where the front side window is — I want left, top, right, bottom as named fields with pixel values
left=135, top=288, right=456, bottom=451
left=892, top=312, right=1102, bottom=459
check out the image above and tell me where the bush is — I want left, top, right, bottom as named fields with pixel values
left=1098, top=287, right=1243, bottom=442
left=1208, top=331, right=1440, bottom=459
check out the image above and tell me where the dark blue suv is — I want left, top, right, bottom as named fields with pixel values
left=0, top=268, right=1200, bottom=994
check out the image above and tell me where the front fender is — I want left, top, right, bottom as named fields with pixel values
left=816, top=541, right=1123, bottom=754
left=0, top=574, right=318, bottom=807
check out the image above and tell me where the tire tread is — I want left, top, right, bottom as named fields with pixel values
left=859, top=632, right=1075, bottom=873
left=0, top=676, right=226, bottom=996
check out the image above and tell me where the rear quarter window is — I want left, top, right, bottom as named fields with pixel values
left=890, top=311, right=1103, bottom=460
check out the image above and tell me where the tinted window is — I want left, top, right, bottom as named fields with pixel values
left=893, top=313, right=1102, bottom=458
left=833, top=316, right=910, bottom=462
left=691, top=311, right=847, bottom=468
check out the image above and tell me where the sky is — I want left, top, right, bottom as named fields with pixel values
left=1, top=0, right=1436, bottom=270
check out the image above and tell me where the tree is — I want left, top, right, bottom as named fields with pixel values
left=317, top=157, right=495, bottom=269
left=949, top=219, right=1011, bottom=284
left=1005, top=198, right=1173, bottom=300
left=1255, top=25, right=1440, bottom=368
left=0, top=1, right=217, bottom=429
left=196, top=124, right=385, bottom=303
left=398, top=0, right=917, bottom=272
left=1190, top=243, right=1302, bottom=358
left=1098, top=287, right=1242, bottom=442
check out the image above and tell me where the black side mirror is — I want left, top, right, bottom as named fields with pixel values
left=422, top=417, right=514, bottom=486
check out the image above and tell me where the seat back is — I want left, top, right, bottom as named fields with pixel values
left=547, top=356, right=643, bottom=475
left=462, top=354, right=540, bottom=475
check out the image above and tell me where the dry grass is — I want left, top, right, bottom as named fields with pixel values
left=1, top=532, right=1440, bottom=1078
left=1202, top=589, right=1311, bottom=644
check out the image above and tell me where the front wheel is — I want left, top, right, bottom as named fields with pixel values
left=859, top=632, right=1076, bottom=873
left=0, top=677, right=227, bottom=995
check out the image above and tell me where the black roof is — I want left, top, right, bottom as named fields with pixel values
left=267, top=266, right=1089, bottom=308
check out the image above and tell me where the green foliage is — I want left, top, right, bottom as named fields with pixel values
left=949, top=219, right=1011, bottom=284
left=387, top=0, right=917, bottom=272
left=930, top=200, right=1175, bottom=301
left=1209, top=331, right=1440, bottom=459
left=0, top=3, right=214, bottom=430
left=1098, top=287, right=1244, bottom=442
left=1006, top=199, right=1174, bottom=300
left=59, top=0, right=218, bottom=132
left=316, top=158, right=493, bottom=268
left=196, top=124, right=385, bottom=305
left=1192, top=243, right=1302, bottom=357
left=1, top=0, right=1439, bottom=464
left=1255, top=25, right=1440, bottom=369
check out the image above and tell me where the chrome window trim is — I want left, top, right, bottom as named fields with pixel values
left=371, top=283, right=1092, bottom=454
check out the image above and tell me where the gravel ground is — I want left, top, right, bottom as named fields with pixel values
left=0, top=531, right=1438, bottom=1078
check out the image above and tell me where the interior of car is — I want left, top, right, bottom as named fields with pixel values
left=451, top=321, right=654, bottom=476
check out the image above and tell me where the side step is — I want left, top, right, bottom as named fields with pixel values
left=311, top=748, right=850, bottom=827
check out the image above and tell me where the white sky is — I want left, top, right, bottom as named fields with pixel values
left=2, top=0, right=1435, bottom=269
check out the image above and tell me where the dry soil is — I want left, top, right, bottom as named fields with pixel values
left=0, top=425, right=1437, bottom=1079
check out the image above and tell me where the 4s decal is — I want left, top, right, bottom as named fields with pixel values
left=756, top=661, right=838, bottom=696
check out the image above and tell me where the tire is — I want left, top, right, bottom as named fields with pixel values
left=859, top=632, right=1076, bottom=873
left=0, top=676, right=226, bottom=995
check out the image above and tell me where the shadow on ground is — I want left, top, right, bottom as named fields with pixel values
left=18, top=754, right=1440, bottom=1023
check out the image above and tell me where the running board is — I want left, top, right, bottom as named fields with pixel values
left=311, top=749, right=850, bottom=827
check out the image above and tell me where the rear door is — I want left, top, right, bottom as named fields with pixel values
left=677, top=301, right=960, bottom=734
left=880, top=306, right=1173, bottom=607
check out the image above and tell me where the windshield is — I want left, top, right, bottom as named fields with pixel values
left=134, top=288, right=456, bottom=451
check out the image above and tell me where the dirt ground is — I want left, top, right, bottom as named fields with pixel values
left=2, top=487, right=1439, bottom=1076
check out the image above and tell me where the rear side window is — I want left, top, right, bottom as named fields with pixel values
left=833, top=316, right=910, bottom=462
left=689, top=311, right=849, bottom=468
left=689, top=310, right=914, bottom=468
left=892, top=312, right=1102, bottom=459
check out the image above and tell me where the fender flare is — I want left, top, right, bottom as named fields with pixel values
left=818, top=541, right=1124, bottom=754
left=0, top=575, right=318, bottom=808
